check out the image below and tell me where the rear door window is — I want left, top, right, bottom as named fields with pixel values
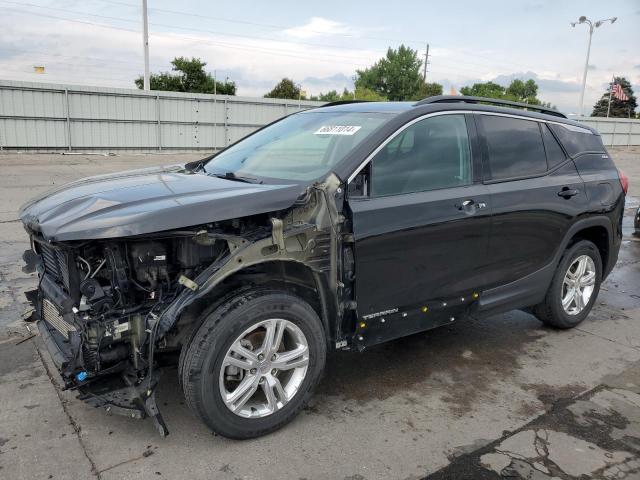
left=479, top=115, right=547, bottom=180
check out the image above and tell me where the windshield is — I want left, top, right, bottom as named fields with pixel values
left=204, top=111, right=391, bottom=181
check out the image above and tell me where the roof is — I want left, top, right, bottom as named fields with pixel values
left=305, top=101, right=415, bottom=114
left=309, top=96, right=594, bottom=134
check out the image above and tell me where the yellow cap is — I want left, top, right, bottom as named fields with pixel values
left=421, top=306, right=429, bottom=313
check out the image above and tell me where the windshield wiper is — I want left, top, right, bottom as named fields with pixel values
left=210, top=171, right=262, bottom=184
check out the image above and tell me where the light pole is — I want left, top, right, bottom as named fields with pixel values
left=571, top=15, right=616, bottom=116
left=142, top=0, right=150, bottom=91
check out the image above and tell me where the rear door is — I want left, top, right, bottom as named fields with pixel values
left=476, top=114, right=587, bottom=291
left=348, top=113, right=492, bottom=347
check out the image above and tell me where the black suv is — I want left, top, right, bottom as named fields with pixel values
left=20, top=96, right=626, bottom=439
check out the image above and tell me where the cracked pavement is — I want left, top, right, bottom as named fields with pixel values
left=1, top=149, right=639, bottom=480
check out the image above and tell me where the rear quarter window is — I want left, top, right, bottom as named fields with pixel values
left=541, top=124, right=567, bottom=169
left=548, top=123, right=605, bottom=157
left=479, top=115, right=547, bottom=180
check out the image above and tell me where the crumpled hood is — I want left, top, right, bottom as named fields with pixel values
left=19, top=164, right=305, bottom=241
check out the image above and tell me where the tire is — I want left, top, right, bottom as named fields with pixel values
left=179, top=289, right=326, bottom=439
left=534, top=240, right=602, bottom=329
left=177, top=287, right=253, bottom=392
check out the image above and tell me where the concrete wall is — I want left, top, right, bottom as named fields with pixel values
left=1, top=80, right=638, bottom=151
left=0, top=80, right=323, bottom=152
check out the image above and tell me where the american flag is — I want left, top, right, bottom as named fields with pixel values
left=612, top=83, right=629, bottom=101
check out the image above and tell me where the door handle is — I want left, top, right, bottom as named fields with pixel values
left=458, top=199, right=474, bottom=210
left=558, top=187, right=579, bottom=198
left=456, top=199, right=487, bottom=211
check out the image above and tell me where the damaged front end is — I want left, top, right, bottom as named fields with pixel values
left=22, top=173, right=347, bottom=436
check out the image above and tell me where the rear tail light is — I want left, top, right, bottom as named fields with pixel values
left=618, top=168, right=629, bottom=195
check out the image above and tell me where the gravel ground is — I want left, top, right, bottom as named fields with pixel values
left=0, top=148, right=639, bottom=480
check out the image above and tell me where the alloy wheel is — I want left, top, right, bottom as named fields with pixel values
left=219, top=318, right=309, bottom=418
left=561, top=254, right=596, bottom=315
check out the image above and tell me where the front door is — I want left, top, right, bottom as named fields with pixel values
left=348, top=113, right=492, bottom=347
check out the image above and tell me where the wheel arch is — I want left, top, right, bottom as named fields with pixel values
left=168, top=260, right=336, bottom=351
left=561, top=216, right=615, bottom=277
left=566, top=224, right=609, bottom=272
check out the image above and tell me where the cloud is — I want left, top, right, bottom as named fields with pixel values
left=300, top=73, right=354, bottom=93
left=491, top=71, right=582, bottom=93
left=588, top=64, right=597, bottom=71
left=0, top=12, right=380, bottom=96
left=283, top=17, right=354, bottom=39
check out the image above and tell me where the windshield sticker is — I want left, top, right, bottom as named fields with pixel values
left=314, top=125, right=362, bottom=136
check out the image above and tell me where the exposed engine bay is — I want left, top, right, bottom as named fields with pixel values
left=23, top=174, right=348, bottom=436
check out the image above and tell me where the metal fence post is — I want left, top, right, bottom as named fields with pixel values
left=64, top=88, right=72, bottom=151
left=156, top=94, right=161, bottom=151
left=224, top=98, right=229, bottom=147
left=213, top=94, right=217, bottom=152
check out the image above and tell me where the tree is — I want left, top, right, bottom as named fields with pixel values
left=311, top=90, right=341, bottom=102
left=264, top=78, right=304, bottom=100
left=459, top=78, right=551, bottom=107
left=352, top=86, right=388, bottom=101
left=460, top=81, right=505, bottom=98
left=505, top=79, right=539, bottom=104
left=355, top=45, right=427, bottom=101
left=310, top=86, right=388, bottom=102
left=135, top=57, right=236, bottom=95
left=412, top=82, right=443, bottom=100
left=591, top=77, right=638, bottom=118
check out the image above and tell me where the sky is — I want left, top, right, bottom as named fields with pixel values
left=0, top=0, right=639, bottom=115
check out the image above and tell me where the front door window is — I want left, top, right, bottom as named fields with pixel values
left=370, top=114, right=471, bottom=196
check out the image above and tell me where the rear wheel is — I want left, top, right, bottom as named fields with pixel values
left=180, top=289, right=326, bottom=439
left=534, top=240, right=602, bottom=329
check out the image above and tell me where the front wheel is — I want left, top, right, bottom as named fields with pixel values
left=180, top=289, right=326, bottom=439
left=534, top=239, right=602, bottom=329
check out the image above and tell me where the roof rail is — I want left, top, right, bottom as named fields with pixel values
left=321, top=99, right=371, bottom=107
left=414, top=95, right=566, bottom=119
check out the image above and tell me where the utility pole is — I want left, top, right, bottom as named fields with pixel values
left=142, top=0, right=150, bottom=91
left=423, top=43, right=430, bottom=82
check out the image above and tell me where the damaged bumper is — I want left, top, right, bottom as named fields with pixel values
left=28, top=283, right=169, bottom=436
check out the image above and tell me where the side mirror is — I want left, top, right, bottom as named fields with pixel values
left=347, top=167, right=369, bottom=197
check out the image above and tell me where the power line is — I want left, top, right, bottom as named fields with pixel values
left=92, top=0, right=428, bottom=45
left=6, top=0, right=542, bottom=74
left=3, top=1, right=389, bottom=59
left=90, top=0, right=542, bottom=72
left=1, top=1, right=553, bottom=87
left=1, top=8, right=373, bottom=68
left=0, top=46, right=166, bottom=70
